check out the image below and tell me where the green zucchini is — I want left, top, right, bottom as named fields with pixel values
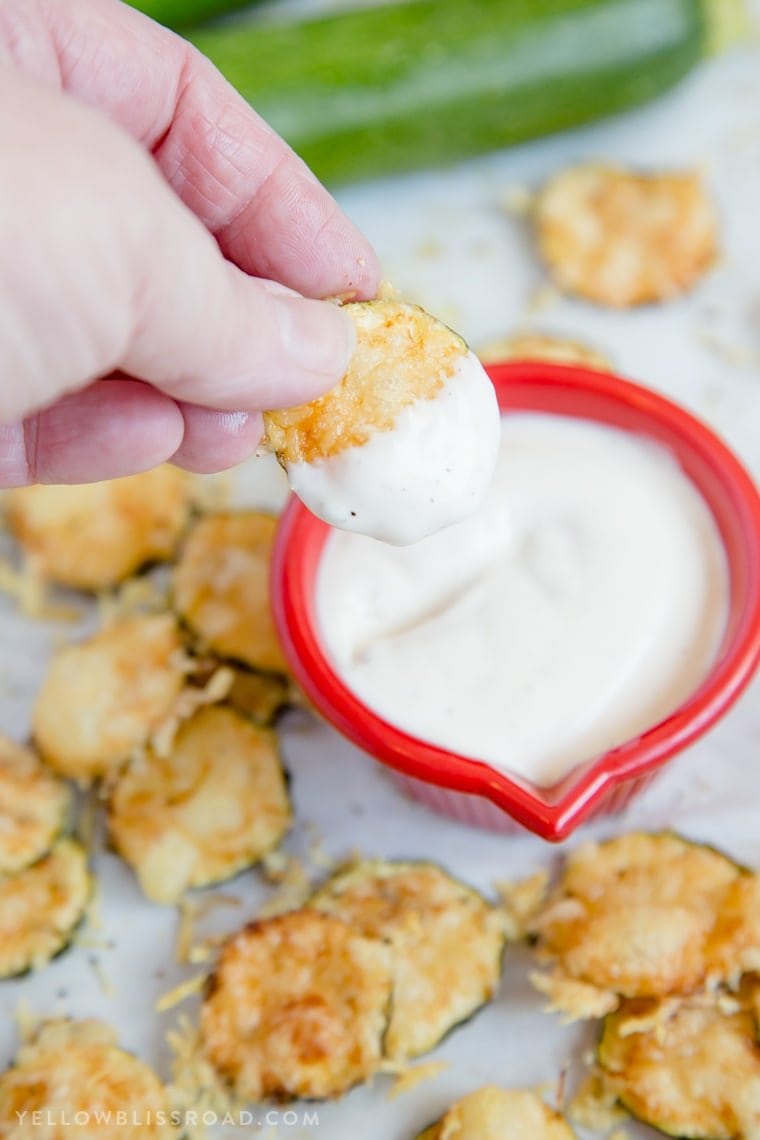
left=189, top=0, right=735, bottom=186
left=126, top=0, right=254, bottom=30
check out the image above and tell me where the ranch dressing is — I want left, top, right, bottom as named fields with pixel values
left=316, top=413, right=729, bottom=786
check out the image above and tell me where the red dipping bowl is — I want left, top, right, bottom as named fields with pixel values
left=271, top=363, right=760, bottom=841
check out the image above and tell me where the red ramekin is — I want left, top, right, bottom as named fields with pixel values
left=271, top=362, right=760, bottom=841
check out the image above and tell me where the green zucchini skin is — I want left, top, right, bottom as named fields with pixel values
left=126, top=0, right=254, bottom=30
left=190, top=0, right=708, bottom=185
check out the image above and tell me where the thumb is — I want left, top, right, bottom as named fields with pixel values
left=0, top=70, right=355, bottom=423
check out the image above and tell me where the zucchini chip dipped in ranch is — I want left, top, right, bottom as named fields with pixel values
left=200, top=910, right=392, bottom=1101
left=310, top=859, right=506, bottom=1061
left=0, top=1019, right=178, bottom=1139
left=416, top=1086, right=577, bottom=1140
left=264, top=299, right=500, bottom=545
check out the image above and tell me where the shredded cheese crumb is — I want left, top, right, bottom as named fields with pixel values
left=155, top=972, right=208, bottom=1014
left=383, top=1059, right=449, bottom=1100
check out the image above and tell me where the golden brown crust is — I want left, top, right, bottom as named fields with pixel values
left=32, top=614, right=185, bottom=782
left=172, top=512, right=287, bottom=674
left=263, top=300, right=467, bottom=465
left=598, top=991, right=760, bottom=1138
left=0, top=838, right=90, bottom=978
left=200, top=910, right=392, bottom=1101
left=476, top=331, right=611, bottom=370
left=6, top=466, right=191, bottom=591
left=0, top=1019, right=178, bottom=1138
left=108, top=704, right=292, bottom=904
left=530, top=833, right=744, bottom=1010
left=417, top=1086, right=576, bottom=1139
left=0, top=736, right=70, bottom=875
left=535, top=164, right=717, bottom=307
left=310, top=860, right=506, bottom=1060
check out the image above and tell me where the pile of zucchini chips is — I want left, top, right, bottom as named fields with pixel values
left=0, top=157, right=740, bottom=1137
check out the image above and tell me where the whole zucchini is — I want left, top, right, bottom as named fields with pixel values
left=189, top=0, right=731, bottom=186
left=126, top=0, right=255, bottom=30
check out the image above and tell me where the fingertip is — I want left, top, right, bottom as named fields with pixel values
left=171, top=405, right=264, bottom=473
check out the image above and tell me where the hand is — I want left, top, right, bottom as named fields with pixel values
left=0, top=0, right=380, bottom=485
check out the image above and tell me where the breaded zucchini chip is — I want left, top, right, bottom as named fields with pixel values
left=530, top=833, right=745, bottom=1015
left=33, top=614, right=185, bottom=782
left=416, top=1086, right=576, bottom=1139
left=535, top=163, right=717, bottom=307
left=0, top=737, right=70, bottom=875
left=598, top=991, right=760, bottom=1138
left=264, top=301, right=465, bottom=464
left=476, top=331, right=611, bottom=370
left=108, top=704, right=292, bottom=904
left=0, top=838, right=90, bottom=978
left=0, top=1018, right=178, bottom=1138
left=6, top=466, right=191, bottom=591
left=263, top=299, right=500, bottom=545
left=226, top=668, right=295, bottom=726
left=200, top=910, right=392, bottom=1101
left=310, top=860, right=506, bottom=1060
left=173, top=512, right=287, bottom=674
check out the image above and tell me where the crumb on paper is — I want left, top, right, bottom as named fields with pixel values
left=88, top=954, right=116, bottom=999
left=568, top=1070, right=628, bottom=1132
left=258, top=851, right=312, bottom=917
left=175, top=894, right=241, bottom=965
left=383, top=1059, right=449, bottom=1100
left=155, top=972, right=208, bottom=1014
left=524, top=283, right=562, bottom=316
left=501, top=184, right=535, bottom=217
left=150, top=667, right=235, bottom=759
left=530, top=970, right=619, bottom=1022
left=166, top=1015, right=241, bottom=1140
left=696, top=326, right=758, bottom=368
left=0, top=557, right=81, bottom=622
left=495, top=869, right=549, bottom=940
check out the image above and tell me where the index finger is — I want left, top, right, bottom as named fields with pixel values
left=2, top=0, right=379, bottom=299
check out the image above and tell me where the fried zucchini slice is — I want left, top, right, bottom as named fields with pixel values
left=200, top=909, right=392, bottom=1101
left=530, top=833, right=744, bottom=1010
left=598, top=992, right=760, bottom=1138
left=6, top=466, right=191, bottom=591
left=264, top=300, right=466, bottom=465
left=476, top=331, right=611, bottom=370
left=0, top=736, right=70, bottom=875
left=172, top=512, right=288, bottom=674
left=310, top=860, right=506, bottom=1060
left=535, top=163, right=717, bottom=307
left=0, top=838, right=90, bottom=978
left=0, top=1019, right=178, bottom=1138
left=33, top=613, right=185, bottom=782
left=416, top=1086, right=576, bottom=1140
left=108, top=704, right=291, bottom=904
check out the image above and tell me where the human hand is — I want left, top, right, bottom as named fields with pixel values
left=0, top=0, right=379, bottom=485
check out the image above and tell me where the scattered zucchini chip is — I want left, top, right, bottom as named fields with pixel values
left=598, top=990, right=760, bottom=1139
left=33, top=613, right=185, bottom=782
left=6, top=466, right=191, bottom=591
left=0, top=1018, right=178, bottom=1138
left=108, top=704, right=292, bottom=904
left=310, top=859, right=506, bottom=1060
left=200, top=909, right=392, bottom=1101
left=416, top=1086, right=576, bottom=1140
left=0, top=736, right=70, bottom=875
left=530, top=833, right=745, bottom=1010
left=172, top=512, right=288, bottom=674
left=263, top=300, right=467, bottom=465
left=0, top=837, right=91, bottom=978
left=535, top=163, right=718, bottom=307
left=476, top=331, right=611, bottom=370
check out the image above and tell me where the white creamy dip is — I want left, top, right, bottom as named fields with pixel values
left=316, top=413, right=729, bottom=786
left=285, top=350, right=500, bottom=545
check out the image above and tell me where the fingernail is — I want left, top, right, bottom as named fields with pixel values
left=274, top=296, right=355, bottom=385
